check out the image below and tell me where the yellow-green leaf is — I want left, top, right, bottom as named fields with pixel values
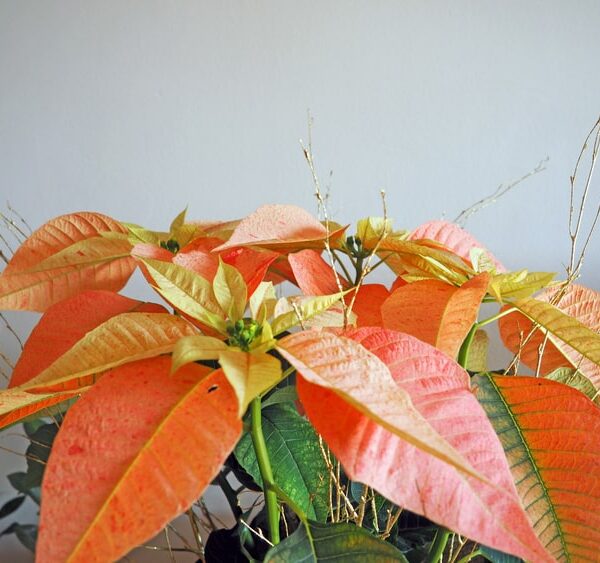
left=249, top=281, right=276, bottom=319
left=218, top=350, right=283, bottom=415
left=356, top=216, right=401, bottom=242
left=171, top=335, right=228, bottom=374
left=23, top=313, right=197, bottom=393
left=213, top=260, right=247, bottom=321
left=512, top=296, right=600, bottom=369
left=141, top=258, right=226, bottom=333
left=271, top=293, right=347, bottom=335
left=489, top=270, right=556, bottom=303
left=0, top=387, right=83, bottom=430
left=169, top=207, right=187, bottom=233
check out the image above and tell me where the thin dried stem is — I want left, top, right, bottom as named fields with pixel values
left=239, top=518, right=274, bottom=547
left=454, top=157, right=548, bottom=226
left=300, top=112, right=349, bottom=324
left=345, top=190, right=390, bottom=322
left=380, top=506, right=402, bottom=540
left=6, top=202, right=32, bottom=235
left=187, top=508, right=204, bottom=556
left=0, top=350, right=15, bottom=370
left=1, top=313, right=24, bottom=350
left=163, top=528, right=177, bottom=563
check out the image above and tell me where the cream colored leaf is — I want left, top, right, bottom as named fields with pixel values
left=218, top=350, right=283, bottom=415
left=140, top=258, right=226, bottom=333
left=213, top=260, right=247, bottom=322
left=171, top=335, right=228, bottom=374
left=24, top=313, right=197, bottom=392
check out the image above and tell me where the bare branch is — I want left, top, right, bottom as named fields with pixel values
left=454, top=157, right=548, bottom=226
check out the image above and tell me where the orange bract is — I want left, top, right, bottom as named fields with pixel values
left=381, top=273, right=489, bottom=358
left=36, top=358, right=241, bottom=563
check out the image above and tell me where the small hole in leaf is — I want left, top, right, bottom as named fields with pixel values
left=208, top=385, right=219, bottom=393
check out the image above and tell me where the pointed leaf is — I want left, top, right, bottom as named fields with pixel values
left=264, top=521, right=407, bottom=562
left=545, top=367, right=600, bottom=406
left=0, top=388, right=81, bottom=430
left=140, top=258, right=226, bottom=333
left=489, top=271, right=556, bottom=303
left=474, top=374, right=600, bottom=562
left=10, top=291, right=164, bottom=388
left=277, top=331, right=486, bottom=482
left=235, top=402, right=329, bottom=521
left=271, top=293, right=347, bottom=335
left=171, top=335, right=228, bottom=374
left=409, top=220, right=506, bottom=272
left=214, top=205, right=344, bottom=252
left=0, top=237, right=135, bottom=312
left=381, top=273, right=489, bottom=358
left=4, top=212, right=128, bottom=274
left=249, top=281, right=276, bottom=319
left=218, top=351, right=283, bottom=415
left=23, top=313, right=197, bottom=393
left=36, top=358, right=241, bottom=563
left=288, top=249, right=347, bottom=295
left=499, top=284, right=600, bottom=387
left=213, top=260, right=247, bottom=321
left=349, top=284, right=390, bottom=327
left=372, top=237, right=472, bottom=285
left=295, top=329, right=551, bottom=562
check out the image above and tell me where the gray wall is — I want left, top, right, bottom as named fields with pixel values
left=1, top=2, right=599, bottom=560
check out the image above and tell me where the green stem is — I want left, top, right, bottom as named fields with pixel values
left=457, top=323, right=478, bottom=369
left=250, top=397, right=280, bottom=544
left=476, top=306, right=516, bottom=328
left=426, top=527, right=451, bottom=563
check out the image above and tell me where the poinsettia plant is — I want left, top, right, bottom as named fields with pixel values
left=1, top=196, right=600, bottom=562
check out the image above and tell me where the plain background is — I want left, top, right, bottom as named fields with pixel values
left=1, top=2, right=600, bottom=561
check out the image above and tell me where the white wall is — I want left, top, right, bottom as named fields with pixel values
left=1, top=2, right=599, bottom=560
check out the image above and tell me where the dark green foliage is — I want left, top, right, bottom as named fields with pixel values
left=264, top=520, right=408, bottom=562
left=235, top=402, right=329, bottom=521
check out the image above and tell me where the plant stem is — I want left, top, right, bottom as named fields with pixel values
left=476, top=306, right=516, bottom=328
left=250, top=397, right=280, bottom=545
left=426, top=527, right=451, bottom=563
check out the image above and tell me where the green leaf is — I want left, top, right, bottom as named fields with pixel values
left=262, top=386, right=298, bottom=408
left=0, top=523, right=38, bottom=552
left=0, top=496, right=25, bottom=520
left=235, top=403, right=329, bottom=522
left=480, top=545, right=523, bottom=563
left=141, top=258, right=226, bottom=333
left=264, top=520, right=408, bottom=562
left=489, top=271, right=555, bottom=303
